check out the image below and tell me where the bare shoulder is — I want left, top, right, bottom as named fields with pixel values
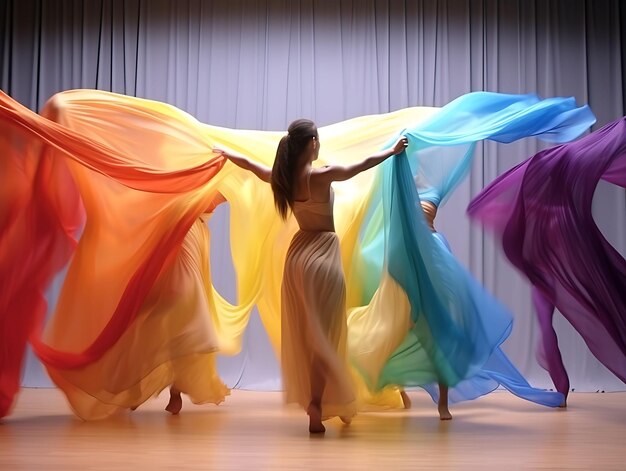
left=309, top=166, right=333, bottom=197
left=310, top=165, right=334, bottom=181
left=310, top=163, right=353, bottom=184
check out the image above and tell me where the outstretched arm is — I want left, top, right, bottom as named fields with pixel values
left=316, top=137, right=408, bottom=182
left=213, top=145, right=272, bottom=183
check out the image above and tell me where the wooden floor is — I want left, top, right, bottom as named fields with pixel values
left=0, top=389, right=624, bottom=470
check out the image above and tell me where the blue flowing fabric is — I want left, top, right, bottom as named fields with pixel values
left=354, top=92, right=596, bottom=406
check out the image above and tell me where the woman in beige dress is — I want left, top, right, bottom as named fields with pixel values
left=214, top=119, right=407, bottom=433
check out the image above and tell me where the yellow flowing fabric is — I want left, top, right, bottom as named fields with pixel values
left=2, top=89, right=440, bottom=418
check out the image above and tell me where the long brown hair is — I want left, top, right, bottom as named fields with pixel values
left=271, top=119, right=318, bottom=219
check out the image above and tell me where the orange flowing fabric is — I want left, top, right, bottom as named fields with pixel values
left=0, top=90, right=227, bottom=418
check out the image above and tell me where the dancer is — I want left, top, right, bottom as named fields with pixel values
left=0, top=90, right=233, bottom=419
left=214, top=120, right=408, bottom=433
left=347, top=93, right=595, bottom=418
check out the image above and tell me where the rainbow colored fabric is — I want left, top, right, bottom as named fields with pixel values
left=0, top=90, right=595, bottom=418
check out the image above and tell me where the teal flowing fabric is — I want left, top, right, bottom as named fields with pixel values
left=354, top=92, right=596, bottom=406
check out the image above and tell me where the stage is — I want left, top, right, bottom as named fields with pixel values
left=1, top=389, right=623, bottom=470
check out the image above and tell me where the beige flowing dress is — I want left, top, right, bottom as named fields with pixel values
left=281, top=187, right=356, bottom=420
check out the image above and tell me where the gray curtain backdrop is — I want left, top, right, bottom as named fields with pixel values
left=2, top=0, right=624, bottom=392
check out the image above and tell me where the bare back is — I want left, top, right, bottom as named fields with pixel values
left=292, top=167, right=335, bottom=232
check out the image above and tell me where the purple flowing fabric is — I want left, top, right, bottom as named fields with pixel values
left=468, top=118, right=626, bottom=396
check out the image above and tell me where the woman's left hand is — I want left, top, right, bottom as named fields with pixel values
left=392, top=136, right=409, bottom=155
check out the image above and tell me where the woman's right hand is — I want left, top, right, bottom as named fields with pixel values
left=212, top=145, right=228, bottom=157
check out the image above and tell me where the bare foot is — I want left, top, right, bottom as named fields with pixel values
left=130, top=405, right=139, bottom=411
left=307, top=403, right=325, bottom=434
left=437, top=383, right=451, bottom=420
left=438, top=405, right=452, bottom=421
left=340, top=416, right=352, bottom=426
left=165, top=390, right=183, bottom=415
left=400, top=390, right=412, bottom=409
